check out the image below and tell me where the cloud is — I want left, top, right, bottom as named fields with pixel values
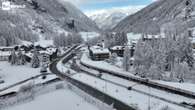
left=85, top=5, right=146, bottom=17
left=151, top=0, right=159, bottom=2
left=61, top=0, right=137, bottom=7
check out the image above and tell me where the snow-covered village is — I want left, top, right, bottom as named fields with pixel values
left=0, top=0, right=195, bottom=110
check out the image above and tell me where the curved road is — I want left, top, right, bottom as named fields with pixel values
left=49, top=47, right=135, bottom=110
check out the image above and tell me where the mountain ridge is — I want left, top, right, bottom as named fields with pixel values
left=113, top=0, right=195, bottom=35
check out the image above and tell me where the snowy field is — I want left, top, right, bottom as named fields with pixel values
left=81, top=53, right=195, bottom=93
left=56, top=56, right=194, bottom=110
left=0, top=61, right=57, bottom=94
left=79, top=32, right=100, bottom=41
left=78, top=61, right=195, bottom=105
left=72, top=73, right=190, bottom=110
left=6, top=89, right=100, bottom=110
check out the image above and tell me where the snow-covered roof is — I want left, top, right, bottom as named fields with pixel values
left=79, top=32, right=100, bottom=41
left=46, top=48, right=57, bottom=53
left=144, top=34, right=163, bottom=39
left=90, top=46, right=109, bottom=54
left=39, top=50, right=52, bottom=55
left=20, top=40, right=33, bottom=47
left=127, top=33, right=142, bottom=41
left=25, top=52, right=33, bottom=58
left=110, top=46, right=125, bottom=50
left=92, top=45, right=101, bottom=49
left=0, top=46, right=14, bottom=49
left=34, top=40, right=54, bottom=48
left=127, top=33, right=142, bottom=45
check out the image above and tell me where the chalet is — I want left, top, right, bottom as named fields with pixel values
left=89, top=46, right=110, bottom=61
left=109, top=46, right=125, bottom=57
left=0, top=46, right=14, bottom=52
left=142, top=34, right=164, bottom=41
left=127, top=33, right=142, bottom=45
left=0, top=47, right=14, bottom=61
left=19, top=45, right=33, bottom=52
left=0, top=51, right=11, bottom=61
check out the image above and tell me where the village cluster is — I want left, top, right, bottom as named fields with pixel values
left=86, top=28, right=195, bottom=82
left=0, top=43, right=60, bottom=73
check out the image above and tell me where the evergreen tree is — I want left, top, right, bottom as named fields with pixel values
left=110, top=53, right=117, bottom=65
left=31, top=49, right=40, bottom=68
left=123, top=46, right=131, bottom=71
left=10, top=50, right=17, bottom=65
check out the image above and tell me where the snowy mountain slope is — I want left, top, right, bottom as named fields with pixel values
left=87, top=6, right=144, bottom=31
left=113, top=0, right=195, bottom=34
left=87, top=11, right=128, bottom=31
left=0, top=0, right=99, bottom=46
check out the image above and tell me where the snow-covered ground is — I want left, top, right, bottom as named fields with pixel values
left=34, top=38, right=54, bottom=48
left=56, top=54, right=194, bottom=110
left=79, top=32, right=100, bottom=41
left=6, top=89, right=100, bottom=110
left=78, top=60, right=195, bottom=109
left=80, top=53, right=195, bottom=93
left=127, top=33, right=142, bottom=44
left=0, top=61, right=57, bottom=94
left=72, top=73, right=191, bottom=110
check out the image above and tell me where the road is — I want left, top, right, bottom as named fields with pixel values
left=49, top=46, right=135, bottom=110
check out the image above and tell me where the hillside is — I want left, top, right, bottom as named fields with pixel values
left=113, top=0, right=195, bottom=35
left=0, top=0, right=99, bottom=46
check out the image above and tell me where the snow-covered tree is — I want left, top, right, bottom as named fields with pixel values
left=174, top=62, right=190, bottom=83
left=123, top=46, right=131, bottom=71
left=54, top=33, right=83, bottom=47
left=114, top=32, right=128, bottom=46
left=110, top=53, right=117, bottom=65
left=148, top=65, right=163, bottom=80
left=31, top=49, right=40, bottom=68
left=134, top=39, right=153, bottom=71
left=72, top=32, right=83, bottom=44
left=177, top=33, right=194, bottom=67
left=17, top=50, right=26, bottom=65
left=0, top=36, right=6, bottom=46
left=10, top=50, right=17, bottom=65
left=103, top=32, right=128, bottom=48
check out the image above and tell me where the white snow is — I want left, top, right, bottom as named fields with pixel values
left=79, top=32, right=100, bottom=41
left=34, top=40, right=54, bottom=48
left=153, top=80, right=195, bottom=93
left=127, top=33, right=142, bottom=44
left=0, top=51, right=11, bottom=56
left=0, top=62, right=44, bottom=90
left=81, top=53, right=195, bottom=93
left=20, top=40, right=33, bottom=46
left=90, top=47, right=110, bottom=54
left=78, top=60, right=195, bottom=108
left=56, top=53, right=195, bottom=110
left=110, top=46, right=125, bottom=50
left=81, top=53, right=135, bottom=77
left=72, top=73, right=190, bottom=110
left=6, top=89, right=99, bottom=110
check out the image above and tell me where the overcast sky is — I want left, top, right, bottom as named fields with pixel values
left=63, top=0, right=157, bottom=12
